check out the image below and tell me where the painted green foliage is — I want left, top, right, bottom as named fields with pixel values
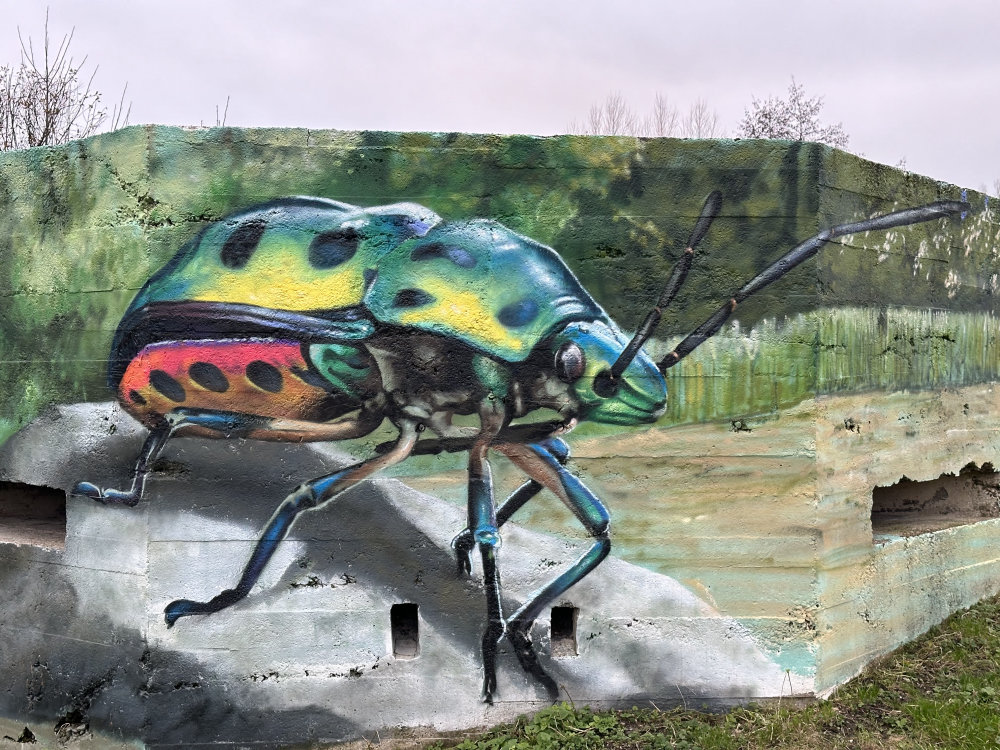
left=0, top=126, right=994, bottom=445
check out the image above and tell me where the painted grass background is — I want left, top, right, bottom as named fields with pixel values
left=591, top=305, right=1000, bottom=435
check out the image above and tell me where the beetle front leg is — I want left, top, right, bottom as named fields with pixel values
left=164, top=421, right=419, bottom=627
left=468, top=437, right=506, bottom=703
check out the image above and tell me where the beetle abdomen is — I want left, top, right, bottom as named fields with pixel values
left=119, top=339, right=368, bottom=427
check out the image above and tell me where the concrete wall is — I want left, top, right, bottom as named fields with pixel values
left=0, top=126, right=997, bottom=746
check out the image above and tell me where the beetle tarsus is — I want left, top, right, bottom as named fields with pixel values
left=508, top=626, right=559, bottom=701
left=164, top=588, right=243, bottom=627
left=70, top=481, right=102, bottom=500
left=480, top=616, right=506, bottom=704
left=451, top=529, right=475, bottom=575
left=71, top=481, right=141, bottom=507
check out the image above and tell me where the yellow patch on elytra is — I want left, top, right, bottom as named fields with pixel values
left=397, top=284, right=527, bottom=357
left=187, top=233, right=368, bottom=311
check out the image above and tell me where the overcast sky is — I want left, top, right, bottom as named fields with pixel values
left=1, top=0, right=997, bottom=191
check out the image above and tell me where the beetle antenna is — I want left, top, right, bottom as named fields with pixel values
left=659, top=199, right=969, bottom=373
left=607, top=191, right=723, bottom=381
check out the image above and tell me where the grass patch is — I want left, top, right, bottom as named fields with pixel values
left=424, top=594, right=1000, bottom=749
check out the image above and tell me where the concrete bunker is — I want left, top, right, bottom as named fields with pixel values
left=0, top=126, right=996, bottom=745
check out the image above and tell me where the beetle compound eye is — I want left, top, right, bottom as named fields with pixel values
left=555, top=342, right=586, bottom=383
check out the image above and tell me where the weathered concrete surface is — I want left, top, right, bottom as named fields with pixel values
left=0, top=403, right=797, bottom=747
left=814, top=386, right=1000, bottom=692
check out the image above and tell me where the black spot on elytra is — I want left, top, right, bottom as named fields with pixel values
left=497, top=298, right=540, bottom=327
left=309, top=227, right=360, bottom=269
left=189, top=361, right=230, bottom=393
left=246, top=360, right=283, bottom=392
left=392, top=289, right=435, bottom=308
left=149, top=370, right=186, bottom=402
left=410, top=242, right=477, bottom=269
left=129, top=389, right=146, bottom=405
left=220, top=220, right=267, bottom=269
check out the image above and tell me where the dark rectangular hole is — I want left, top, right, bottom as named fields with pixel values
left=550, top=605, right=578, bottom=657
left=390, top=603, right=419, bottom=659
left=0, top=480, right=67, bottom=550
left=872, top=461, right=1000, bottom=540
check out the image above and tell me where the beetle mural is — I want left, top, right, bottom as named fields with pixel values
left=72, top=192, right=967, bottom=702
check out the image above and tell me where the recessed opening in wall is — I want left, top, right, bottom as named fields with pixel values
left=550, top=605, right=578, bottom=657
left=390, top=603, right=419, bottom=659
left=872, top=462, right=1000, bottom=540
left=0, top=480, right=66, bottom=550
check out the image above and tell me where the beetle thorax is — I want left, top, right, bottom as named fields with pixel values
left=365, top=333, right=497, bottom=428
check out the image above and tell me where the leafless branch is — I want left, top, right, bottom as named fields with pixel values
left=681, top=98, right=720, bottom=138
left=572, top=91, right=717, bottom=138
left=644, top=93, right=679, bottom=137
left=738, top=77, right=848, bottom=148
left=1, top=10, right=130, bottom=150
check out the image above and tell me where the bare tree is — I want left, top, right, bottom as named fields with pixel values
left=644, top=92, right=679, bottom=137
left=572, top=92, right=718, bottom=138
left=573, top=91, right=640, bottom=136
left=738, top=77, right=848, bottom=148
left=0, top=11, right=128, bottom=151
left=681, top=98, right=720, bottom=138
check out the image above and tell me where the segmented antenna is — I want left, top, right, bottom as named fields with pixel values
left=659, top=200, right=969, bottom=372
left=606, top=191, right=723, bottom=383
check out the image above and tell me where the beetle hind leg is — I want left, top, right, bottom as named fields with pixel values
left=451, top=438, right=570, bottom=576
left=494, top=440, right=612, bottom=701
left=71, top=408, right=275, bottom=506
left=72, top=419, right=174, bottom=506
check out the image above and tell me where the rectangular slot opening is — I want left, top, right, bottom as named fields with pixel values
left=872, top=462, right=1000, bottom=540
left=390, top=603, right=419, bottom=659
left=0, top=480, right=67, bottom=550
left=550, top=605, right=578, bottom=657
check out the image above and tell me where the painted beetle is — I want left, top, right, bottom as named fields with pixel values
left=73, top=192, right=966, bottom=702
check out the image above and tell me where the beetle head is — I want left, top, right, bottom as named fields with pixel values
left=550, top=320, right=666, bottom=425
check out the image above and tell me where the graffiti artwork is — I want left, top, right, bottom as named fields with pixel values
left=71, top=192, right=966, bottom=702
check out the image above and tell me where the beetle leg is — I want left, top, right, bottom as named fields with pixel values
left=466, top=402, right=515, bottom=704
left=73, top=407, right=382, bottom=506
left=490, top=440, right=611, bottom=701
left=71, top=419, right=175, bottom=506
left=163, top=421, right=419, bottom=627
left=468, top=436, right=505, bottom=703
left=451, top=438, right=570, bottom=576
